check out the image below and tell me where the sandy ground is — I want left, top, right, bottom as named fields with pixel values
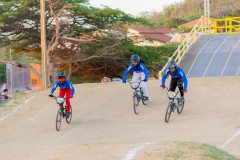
left=0, top=77, right=240, bottom=160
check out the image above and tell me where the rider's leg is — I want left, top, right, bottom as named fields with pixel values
left=169, top=78, right=177, bottom=92
left=65, top=88, right=72, bottom=112
left=177, top=79, right=184, bottom=97
left=140, top=73, right=149, bottom=98
left=132, top=72, right=141, bottom=82
left=59, top=88, right=66, bottom=107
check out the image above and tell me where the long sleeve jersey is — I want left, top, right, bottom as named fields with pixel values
left=50, top=79, right=75, bottom=95
left=122, top=63, right=148, bottom=81
left=162, top=67, right=188, bottom=90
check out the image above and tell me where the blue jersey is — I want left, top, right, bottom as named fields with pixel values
left=50, top=79, right=75, bottom=95
left=162, top=67, right=188, bottom=90
left=122, top=63, right=148, bottom=81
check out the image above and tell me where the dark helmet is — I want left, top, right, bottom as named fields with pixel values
left=57, top=71, right=67, bottom=78
left=168, top=60, right=178, bottom=69
left=130, top=54, right=140, bottom=63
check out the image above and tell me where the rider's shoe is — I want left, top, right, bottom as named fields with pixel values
left=143, top=96, right=149, bottom=101
left=178, top=97, right=184, bottom=106
left=66, top=112, right=71, bottom=118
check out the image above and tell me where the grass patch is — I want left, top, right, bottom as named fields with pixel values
left=201, top=143, right=239, bottom=160
left=165, top=149, right=185, bottom=159
left=0, top=91, right=28, bottom=108
left=138, top=141, right=240, bottom=160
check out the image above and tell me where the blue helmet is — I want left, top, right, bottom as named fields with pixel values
left=168, top=60, right=178, bottom=69
left=130, top=54, right=140, bottom=63
left=57, top=71, right=67, bottom=78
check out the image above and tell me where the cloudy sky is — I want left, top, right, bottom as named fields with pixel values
left=89, top=0, right=183, bottom=16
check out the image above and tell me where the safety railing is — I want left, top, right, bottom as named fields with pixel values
left=202, top=16, right=240, bottom=34
left=158, top=17, right=203, bottom=79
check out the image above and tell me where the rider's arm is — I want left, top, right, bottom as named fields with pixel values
left=141, top=64, right=148, bottom=80
left=179, top=68, right=188, bottom=90
left=122, top=65, right=132, bottom=81
left=50, top=81, right=59, bottom=94
left=161, top=69, right=170, bottom=85
left=69, top=82, right=75, bottom=95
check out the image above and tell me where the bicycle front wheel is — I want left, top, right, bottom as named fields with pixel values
left=165, top=102, right=173, bottom=123
left=66, top=107, right=72, bottom=124
left=56, top=110, right=62, bottom=131
left=133, top=95, right=139, bottom=114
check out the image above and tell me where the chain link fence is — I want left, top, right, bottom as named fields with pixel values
left=6, top=64, right=30, bottom=95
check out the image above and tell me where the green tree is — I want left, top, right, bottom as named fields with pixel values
left=0, top=63, right=6, bottom=83
left=164, top=17, right=188, bottom=28
left=0, top=0, right=150, bottom=84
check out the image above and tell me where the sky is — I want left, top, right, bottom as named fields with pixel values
left=89, top=0, right=183, bottom=16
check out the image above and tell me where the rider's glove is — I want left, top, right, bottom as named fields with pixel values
left=122, top=80, right=126, bottom=84
left=68, top=94, right=73, bottom=98
left=160, top=84, right=165, bottom=89
left=48, top=93, right=53, bottom=97
left=183, top=89, right=187, bottom=93
left=143, top=79, right=147, bottom=82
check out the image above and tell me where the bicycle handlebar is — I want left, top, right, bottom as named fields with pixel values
left=162, top=87, right=184, bottom=92
left=162, top=87, right=184, bottom=98
left=127, top=80, right=143, bottom=90
left=49, top=95, right=67, bottom=99
left=127, top=80, right=143, bottom=84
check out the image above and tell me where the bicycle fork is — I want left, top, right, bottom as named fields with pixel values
left=169, top=100, right=176, bottom=112
left=60, top=106, right=66, bottom=118
left=133, top=91, right=141, bottom=101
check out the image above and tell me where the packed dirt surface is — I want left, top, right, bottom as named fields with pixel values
left=0, top=77, right=240, bottom=160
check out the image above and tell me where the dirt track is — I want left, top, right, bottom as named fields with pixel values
left=0, top=77, right=240, bottom=160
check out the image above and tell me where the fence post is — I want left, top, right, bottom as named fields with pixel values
left=229, top=18, right=232, bottom=33
left=178, top=46, right=181, bottom=63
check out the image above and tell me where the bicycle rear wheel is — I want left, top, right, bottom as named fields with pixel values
left=177, top=98, right=185, bottom=114
left=66, top=107, right=72, bottom=124
left=165, top=102, right=173, bottom=123
left=56, top=110, right=62, bottom=131
left=133, top=95, right=139, bottom=114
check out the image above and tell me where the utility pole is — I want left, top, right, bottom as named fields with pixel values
left=8, top=35, right=14, bottom=95
left=204, top=0, right=210, bottom=18
left=9, top=42, right=13, bottom=95
left=204, top=0, right=210, bottom=32
left=40, top=0, right=47, bottom=90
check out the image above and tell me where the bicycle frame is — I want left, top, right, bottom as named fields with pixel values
left=164, top=87, right=183, bottom=108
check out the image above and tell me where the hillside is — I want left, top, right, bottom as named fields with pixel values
left=143, top=0, right=240, bottom=28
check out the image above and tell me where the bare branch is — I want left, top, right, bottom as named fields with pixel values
left=57, top=4, right=77, bottom=15
left=53, top=41, right=121, bottom=65
left=62, top=35, right=101, bottom=43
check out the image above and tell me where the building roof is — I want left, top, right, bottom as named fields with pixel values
left=130, top=27, right=175, bottom=42
left=180, top=19, right=202, bottom=27
left=141, top=33, right=172, bottom=42
left=180, top=18, right=214, bottom=28
left=133, top=27, right=175, bottom=34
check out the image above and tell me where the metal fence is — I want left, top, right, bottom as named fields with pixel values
left=6, top=64, right=30, bottom=95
